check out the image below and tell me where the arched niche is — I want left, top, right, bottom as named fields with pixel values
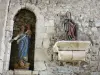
left=9, top=8, right=36, bottom=70
left=4, top=3, right=45, bottom=71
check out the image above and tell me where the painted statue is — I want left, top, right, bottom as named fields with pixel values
left=63, top=16, right=77, bottom=40
left=10, top=25, right=31, bottom=69
left=67, top=21, right=76, bottom=40
left=63, top=12, right=76, bottom=40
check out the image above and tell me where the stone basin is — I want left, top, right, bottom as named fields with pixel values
left=53, top=41, right=91, bottom=62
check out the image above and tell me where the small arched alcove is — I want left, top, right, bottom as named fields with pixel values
left=9, top=8, right=36, bottom=70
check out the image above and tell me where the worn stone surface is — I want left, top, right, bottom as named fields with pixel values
left=34, top=61, right=46, bottom=70
left=0, top=0, right=100, bottom=75
left=0, top=60, right=3, bottom=73
left=14, top=70, right=32, bottom=75
left=32, top=71, right=39, bottom=75
left=6, top=70, right=13, bottom=75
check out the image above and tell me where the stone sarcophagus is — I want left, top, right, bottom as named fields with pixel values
left=53, top=41, right=91, bottom=62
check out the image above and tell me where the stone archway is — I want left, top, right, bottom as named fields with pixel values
left=4, top=3, right=45, bottom=71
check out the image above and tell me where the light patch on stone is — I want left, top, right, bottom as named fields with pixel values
left=91, top=72, right=98, bottom=75
left=32, top=71, right=39, bottom=75
left=43, top=38, right=50, bottom=48
left=46, top=26, right=55, bottom=33
left=0, top=61, right=3, bottom=73
left=95, top=20, right=100, bottom=27
left=14, top=70, right=32, bottom=75
left=91, top=27, right=97, bottom=32
left=45, top=19, right=54, bottom=26
left=34, top=49, right=49, bottom=61
left=87, top=31, right=92, bottom=35
left=34, top=61, right=46, bottom=70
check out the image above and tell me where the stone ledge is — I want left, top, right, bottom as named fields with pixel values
left=6, top=70, right=39, bottom=75
left=32, top=71, right=39, bottom=75
left=14, top=70, right=32, bottom=75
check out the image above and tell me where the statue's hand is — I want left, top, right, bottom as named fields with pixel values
left=17, top=39, right=20, bottom=44
left=9, top=39, right=14, bottom=43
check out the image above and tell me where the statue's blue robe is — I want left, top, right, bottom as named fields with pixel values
left=18, top=34, right=29, bottom=60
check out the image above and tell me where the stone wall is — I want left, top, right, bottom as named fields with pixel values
left=0, top=0, right=10, bottom=74
left=0, top=0, right=100, bottom=75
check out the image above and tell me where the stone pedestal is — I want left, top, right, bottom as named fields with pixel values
left=14, top=70, right=32, bottom=75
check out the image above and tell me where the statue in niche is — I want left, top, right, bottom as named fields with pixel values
left=63, top=12, right=77, bottom=40
left=10, top=25, right=32, bottom=69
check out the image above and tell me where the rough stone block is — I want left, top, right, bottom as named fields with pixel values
left=72, top=66, right=79, bottom=73
left=10, top=0, right=19, bottom=4
left=36, top=33, right=49, bottom=39
left=9, top=3, right=19, bottom=13
left=32, top=71, right=39, bottom=75
left=57, top=66, right=73, bottom=74
left=0, top=11, right=6, bottom=19
left=91, top=55, right=98, bottom=61
left=25, top=3, right=36, bottom=11
left=5, top=30, right=13, bottom=40
left=0, top=51, right=4, bottom=60
left=43, top=33, right=49, bottom=38
left=46, top=26, right=54, bottom=33
left=43, top=38, right=50, bottom=48
left=45, top=20, right=54, bottom=26
left=36, top=26, right=46, bottom=33
left=91, top=72, right=98, bottom=75
left=39, top=71, right=47, bottom=75
left=34, top=61, right=46, bottom=70
left=90, top=61, right=98, bottom=72
left=0, top=19, right=4, bottom=27
left=34, top=49, right=49, bottom=61
left=91, top=47, right=99, bottom=55
left=1, top=0, right=9, bottom=4
left=0, top=4, right=7, bottom=10
left=42, top=0, right=50, bottom=4
left=36, top=30, right=48, bottom=39
left=0, top=60, right=3, bottom=73
left=14, top=70, right=32, bottom=75
left=3, top=61, right=9, bottom=71
left=6, top=70, right=13, bottom=75
left=6, top=20, right=14, bottom=26
left=91, top=27, right=98, bottom=32
left=35, top=12, right=44, bottom=20
left=95, top=20, right=100, bottom=27
left=98, top=65, right=100, bottom=72
left=79, top=72, right=91, bottom=75
left=7, top=13, right=14, bottom=20
left=35, top=38, right=43, bottom=48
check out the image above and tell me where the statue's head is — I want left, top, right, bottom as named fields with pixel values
left=20, top=25, right=25, bottom=32
left=26, top=24, right=30, bottom=30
